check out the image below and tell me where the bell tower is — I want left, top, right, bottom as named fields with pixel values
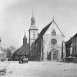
left=31, top=11, right=35, bottom=26
left=23, top=32, right=27, bottom=45
left=29, top=11, right=38, bottom=57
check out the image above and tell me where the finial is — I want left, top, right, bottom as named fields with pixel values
left=32, top=10, right=34, bottom=17
left=24, top=31, right=26, bottom=37
left=53, top=16, right=54, bottom=21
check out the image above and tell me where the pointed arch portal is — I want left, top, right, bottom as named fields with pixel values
left=47, top=48, right=58, bottom=60
left=53, top=49, right=58, bottom=60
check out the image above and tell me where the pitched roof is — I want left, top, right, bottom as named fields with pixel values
left=29, top=25, right=38, bottom=30
left=73, top=33, right=77, bottom=38
left=35, top=21, right=52, bottom=43
left=65, top=33, right=77, bottom=48
left=35, top=19, right=64, bottom=43
left=16, top=44, right=29, bottom=56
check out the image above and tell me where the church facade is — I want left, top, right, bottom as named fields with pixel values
left=29, top=14, right=66, bottom=61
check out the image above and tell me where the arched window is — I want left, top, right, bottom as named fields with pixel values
left=52, top=29, right=56, bottom=36
left=33, top=34, right=35, bottom=39
left=33, top=31, right=35, bottom=39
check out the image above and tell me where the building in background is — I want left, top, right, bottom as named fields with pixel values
left=0, top=38, right=7, bottom=60
left=13, top=32, right=29, bottom=61
left=66, top=33, right=77, bottom=57
left=65, top=38, right=72, bottom=57
left=6, top=46, right=16, bottom=60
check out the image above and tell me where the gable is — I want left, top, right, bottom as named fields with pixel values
left=45, top=20, right=64, bottom=37
left=35, top=19, right=65, bottom=43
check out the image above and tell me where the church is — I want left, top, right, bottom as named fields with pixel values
left=28, top=13, right=66, bottom=61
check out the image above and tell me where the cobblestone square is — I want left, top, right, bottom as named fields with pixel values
left=0, top=61, right=77, bottom=77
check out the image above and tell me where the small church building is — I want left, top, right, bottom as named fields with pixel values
left=13, top=33, right=29, bottom=61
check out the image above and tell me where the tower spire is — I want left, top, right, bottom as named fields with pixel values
left=31, top=10, right=35, bottom=26
left=23, top=31, right=27, bottom=45
left=24, top=31, right=26, bottom=37
left=53, top=16, right=54, bottom=21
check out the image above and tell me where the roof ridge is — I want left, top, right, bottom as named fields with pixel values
left=29, top=25, right=38, bottom=30
left=35, top=21, right=53, bottom=43
left=53, top=20, right=65, bottom=37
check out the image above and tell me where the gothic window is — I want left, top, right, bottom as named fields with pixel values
left=33, top=34, right=35, bottom=39
left=52, top=29, right=56, bottom=36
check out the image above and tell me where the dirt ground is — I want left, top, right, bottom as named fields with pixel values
left=0, top=61, right=77, bottom=77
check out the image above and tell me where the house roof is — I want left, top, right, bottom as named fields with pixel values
left=16, top=44, right=29, bottom=56
left=65, top=38, right=72, bottom=48
left=73, top=33, right=77, bottom=38
left=65, top=33, right=77, bottom=48
left=35, top=19, right=64, bottom=43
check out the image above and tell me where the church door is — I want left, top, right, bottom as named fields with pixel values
left=47, top=52, right=51, bottom=60
left=53, top=50, right=58, bottom=60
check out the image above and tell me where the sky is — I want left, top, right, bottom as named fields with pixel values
left=0, top=0, right=77, bottom=49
